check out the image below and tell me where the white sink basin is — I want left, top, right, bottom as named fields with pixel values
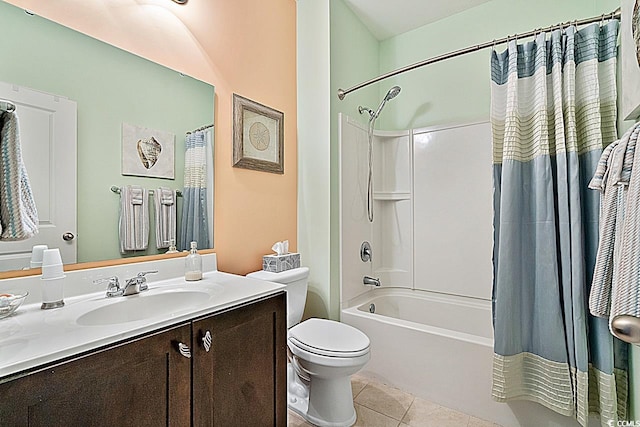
left=76, top=289, right=215, bottom=326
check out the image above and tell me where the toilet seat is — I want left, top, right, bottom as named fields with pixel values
left=288, top=318, right=370, bottom=358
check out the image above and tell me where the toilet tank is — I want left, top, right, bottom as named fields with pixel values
left=247, top=267, right=309, bottom=328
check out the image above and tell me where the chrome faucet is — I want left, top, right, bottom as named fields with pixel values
left=93, top=270, right=158, bottom=298
left=122, top=270, right=158, bottom=296
left=93, top=276, right=125, bottom=298
left=363, top=276, right=381, bottom=287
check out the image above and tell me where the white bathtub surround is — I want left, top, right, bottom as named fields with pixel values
left=339, top=116, right=615, bottom=426
left=342, top=289, right=499, bottom=420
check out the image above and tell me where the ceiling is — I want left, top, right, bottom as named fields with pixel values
left=342, top=0, right=492, bottom=40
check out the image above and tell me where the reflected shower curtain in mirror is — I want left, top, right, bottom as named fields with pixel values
left=491, top=21, right=628, bottom=426
left=180, top=129, right=211, bottom=251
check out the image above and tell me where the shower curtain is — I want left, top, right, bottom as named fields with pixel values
left=491, top=21, right=628, bottom=426
left=180, top=129, right=211, bottom=251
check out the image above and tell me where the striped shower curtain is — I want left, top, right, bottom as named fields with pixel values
left=180, top=129, right=211, bottom=251
left=491, top=21, right=628, bottom=426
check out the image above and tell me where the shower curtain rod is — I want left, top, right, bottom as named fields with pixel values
left=186, top=123, right=213, bottom=134
left=337, top=8, right=621, bottom=100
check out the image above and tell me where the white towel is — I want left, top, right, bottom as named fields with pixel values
left=0, top=111, right=38, bottom=240
left=119, top=185, right=149, bottom=253
left=154, top=187, right=176, bottom=249
left=589, top=121, right=640, bottom=334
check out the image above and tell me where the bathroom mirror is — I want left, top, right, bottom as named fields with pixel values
left=0, top=1, right=215, bottom=274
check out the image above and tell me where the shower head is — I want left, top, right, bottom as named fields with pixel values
left=373, top=85, right=401, bottom=119
left=384, top=86, right=402, bottom=101
left=358, top=86, right=402, bottom=121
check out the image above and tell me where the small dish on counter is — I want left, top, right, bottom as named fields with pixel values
left=0, top=291, right=29, bottom=319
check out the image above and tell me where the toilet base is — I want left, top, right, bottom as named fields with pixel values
left=287, top=363, right=357, bottom=427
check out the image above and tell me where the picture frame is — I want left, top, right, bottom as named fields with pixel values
left=621, top=0, right=640, bottom=120
left=121, top=122, right=175, bottom=179
left=233, top=93, right=284, bottom=174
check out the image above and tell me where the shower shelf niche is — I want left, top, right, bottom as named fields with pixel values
left=371, top=129, right=413, bottom=289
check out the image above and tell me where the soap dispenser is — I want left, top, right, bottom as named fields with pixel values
left=166, top=239, right=178, bottom=254
left=185, top=241, right=202, bottom=281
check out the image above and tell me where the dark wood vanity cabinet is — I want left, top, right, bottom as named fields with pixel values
left=0, top=292, right=286, bottom=427
left=0, top=323, right=192, bottom=426
left=192, top=292, right=287, bottom=426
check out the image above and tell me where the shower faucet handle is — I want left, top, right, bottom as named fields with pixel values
left=360, top=242, right=372, bottom=262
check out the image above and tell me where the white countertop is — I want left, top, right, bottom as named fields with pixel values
left=0, top=270, right=284, bottom=379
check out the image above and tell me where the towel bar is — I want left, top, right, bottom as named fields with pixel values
left=611, top=315, right=640, bottom=344
left=111, top=186, right=183, bottom=197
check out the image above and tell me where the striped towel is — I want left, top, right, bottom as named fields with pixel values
left=0, top=111, right=38, bottom=240
left=589, top=121, right=640, bottom=330
left=119, top=185, right=149, bottom=253
left=154, top=187, right=176, bottom=249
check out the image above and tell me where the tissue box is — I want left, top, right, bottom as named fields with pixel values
left=263, top=253, right=300, bottom=273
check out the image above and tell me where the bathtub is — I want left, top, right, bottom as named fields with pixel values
left=341, top=288, right=565, bottom=426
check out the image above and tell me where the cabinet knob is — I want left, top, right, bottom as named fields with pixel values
left=201, top=330, right=212, bottom=353
left=176, top=342, right=191, bottom=359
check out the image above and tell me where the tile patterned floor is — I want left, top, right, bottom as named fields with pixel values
left=288, top=374, right=501, bottom=427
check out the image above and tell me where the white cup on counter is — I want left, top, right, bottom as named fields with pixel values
left=41, top=263, right=64, bottom=279
left=42, top=248, right=63, bottom=267
left=40, top=248, right=65, bottom=309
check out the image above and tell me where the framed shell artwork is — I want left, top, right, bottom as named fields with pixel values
left=121, top=123, right=175, bottom=179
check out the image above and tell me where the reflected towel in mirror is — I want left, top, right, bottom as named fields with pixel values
left=154, top=187, right=176, bottom=249
left=0, top=111, right=38, bottom=240
left=119, top=185, right=149, bottom=253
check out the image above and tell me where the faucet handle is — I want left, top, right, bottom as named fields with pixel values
left=93, top=276, right=123, bottom=297
left=128, top=270, right=158, bottom=292
left=136, top=270, right=158, bottom=278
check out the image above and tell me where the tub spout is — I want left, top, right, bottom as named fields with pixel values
left=363, top=276, right=381, bottom=287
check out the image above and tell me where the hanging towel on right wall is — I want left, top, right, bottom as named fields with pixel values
left=180, top=130, right=210, bottom=251
left=589, top=121, right=640, bottom=341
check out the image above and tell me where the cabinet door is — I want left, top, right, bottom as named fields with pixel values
left=192, top=292, right=287, bottom=427
left=0, top=323, right=191, bottom=427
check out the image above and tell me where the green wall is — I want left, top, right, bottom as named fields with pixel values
left=327, top=0, right=380, bottom=319
left=329, top=0, right=638, bottom=418
left=0, top=1, right=214, bottom=263
left=377, top=0, right=620, bottom=130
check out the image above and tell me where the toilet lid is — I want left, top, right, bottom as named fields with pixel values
left=288, top=318, right=370, bottom=357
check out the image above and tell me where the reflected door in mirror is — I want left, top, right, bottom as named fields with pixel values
left=0, top=82, right=77, bottom=270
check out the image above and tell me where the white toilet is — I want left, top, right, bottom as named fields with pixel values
left=247, top=267, right=370, bottom=427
